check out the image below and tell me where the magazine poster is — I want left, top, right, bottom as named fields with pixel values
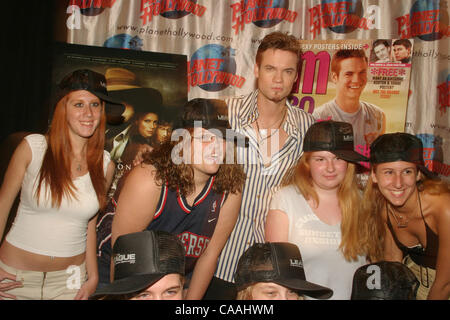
left=50, top=42, right=187, bottom=195
left=291, top=38, right=414, bottom=166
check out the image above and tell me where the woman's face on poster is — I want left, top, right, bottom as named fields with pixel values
left=138, top=112, right=158, bottom=138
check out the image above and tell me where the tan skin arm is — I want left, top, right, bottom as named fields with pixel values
left=185, top=191, right=242, bottom=300
left=104, top=160, right=116, bottom=194
left=110, top=163, right=161, bottom=280
left=111, top=164, right=161, bottom=245
left=265, top=209, right=290, bottom=242
left=0, top=139, right=31, bottom=299
left=0, top=139, right=31, bottom=241
left=427, top=193, right=450, bottom=300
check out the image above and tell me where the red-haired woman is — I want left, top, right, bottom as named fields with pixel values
left=0, top=70, right=116, bottom=300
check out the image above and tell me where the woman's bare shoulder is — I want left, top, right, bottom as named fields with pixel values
left=123, top=163, right=162, bottom=189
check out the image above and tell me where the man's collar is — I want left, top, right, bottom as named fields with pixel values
left=240, top=90, right=259, bottom=127
left=240, top=90, right=300, bottom=136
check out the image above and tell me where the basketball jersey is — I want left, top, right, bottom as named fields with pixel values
left=148, top=176, right=227, bottom=275
left=96, top=176, right=226, bottom=285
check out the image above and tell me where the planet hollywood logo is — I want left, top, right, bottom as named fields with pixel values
left=188, top=44, right=246, bottom=92
left=230, top=0, right=297, bottom=35
left=396, top=0, right=449, bottom=41
left=416, top=133, right=449, bottom=177
left=103, top=34, right=144, bottom=50
left=140, top=0, right=206, bottom=25
left=309, top=0, right=382, bottom=39
left=68, top=0, right=116, bottom=16
left=437, top=73, right=449, bottom=115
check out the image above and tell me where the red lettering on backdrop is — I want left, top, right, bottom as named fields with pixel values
left=230, top=0, right=297, bottom=35
left=437, top=81, right=449, bottom=115
left=396, top=10, right=450, bottom=39
left=309, top=2, right=366, bottom=39
left=140, top=0, right=206, bottom=25
left=69, top=0, right=115, bottom=9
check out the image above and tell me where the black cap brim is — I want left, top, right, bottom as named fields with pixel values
left=333, top=149, right=369, bottom=163
left=89, top=89, right=125, bottom=107
left=417, top=164, right=439, bottom=179
left=275, top=278, right=333, bottom=299
left=90, top=273, right=165, bottom=299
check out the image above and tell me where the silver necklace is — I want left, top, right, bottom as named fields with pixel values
left=255, top=109, right=287, bottom=143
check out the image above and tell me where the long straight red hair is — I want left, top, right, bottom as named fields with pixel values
left=35, top=94, right=107, bottom=209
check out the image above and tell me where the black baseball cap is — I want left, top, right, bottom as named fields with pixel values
left=90, top=230, right=185, bottom=298
left=57, top=69, right=124, bottom=106
left=234, top=242, right=333, bottom=299
left=303, top=120, right=368, bottom=163
left=175, top=98, right=248, bottom=147
left=369, top=132, right=435, bottom=178
left=351, top=261, right=419, bottom=300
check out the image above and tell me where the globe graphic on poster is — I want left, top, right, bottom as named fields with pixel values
left=245, top=0, right=290, bottom=28
left=190, top=44, right=237, bottom=92
left=322, top=0, right=363, bottom=34
left=410, top=0, right=448, bottom=41
left=79, top=6, right=104, bottom=16
left=103, top=34, right=143, bottom=50
left=160, top=0, right=198, bottom=19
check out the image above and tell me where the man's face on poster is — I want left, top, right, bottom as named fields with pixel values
left=393, top=45, right=411, bottom=62
left=156, top=123, right=172, bottom=143
left=333, top=57, right=368, bottom=101
left=374, top=44, right=390, bottom=61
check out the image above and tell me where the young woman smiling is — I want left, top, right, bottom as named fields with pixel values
left=265, top=120, right=369, bottom=299
left=360, top=132, right=450, bottom=300
left=0, top=70, right=117, bottom=299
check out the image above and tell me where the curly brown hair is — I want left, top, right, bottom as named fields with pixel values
left=142, top=138, right=246, bottom=197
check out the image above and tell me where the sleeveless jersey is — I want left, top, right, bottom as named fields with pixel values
left=96, top=175, right=226, bottom=285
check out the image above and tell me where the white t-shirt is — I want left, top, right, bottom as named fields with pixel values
left=6, top=134, right=111, bottom=257
left=269, top=184, right=366, bottom=300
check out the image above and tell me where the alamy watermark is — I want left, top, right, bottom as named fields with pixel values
left=170, top=121, right=281, bottom=169
left=366, top=265, right=381, bottom=290
left=66, top=265, right=82, bottom=290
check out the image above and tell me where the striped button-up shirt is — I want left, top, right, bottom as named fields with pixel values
left=215, top=90, right=315, bottom=282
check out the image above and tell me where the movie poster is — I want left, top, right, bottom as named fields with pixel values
left=291, top=39, right=414, bottom=164
left=50, top=42, right=187, bottom=196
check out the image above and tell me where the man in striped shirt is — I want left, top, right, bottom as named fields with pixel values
left=204, top=32, right=315, bottom=299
